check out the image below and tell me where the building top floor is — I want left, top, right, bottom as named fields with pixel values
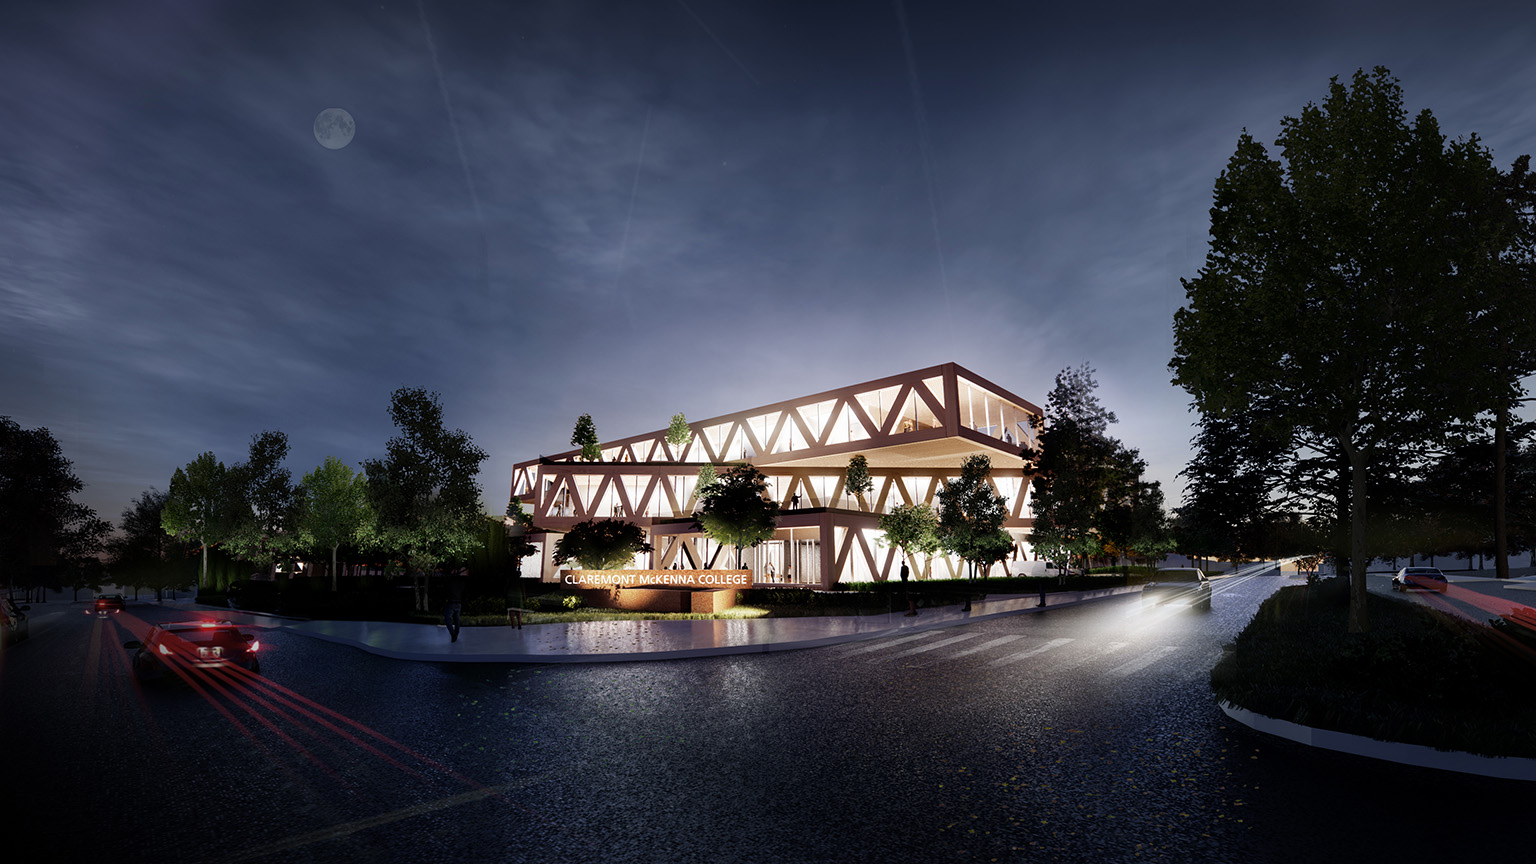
left=512, top=362, right=1041, bottom=475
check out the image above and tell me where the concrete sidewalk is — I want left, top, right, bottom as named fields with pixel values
left=175, top=587, right=1142, bottom=664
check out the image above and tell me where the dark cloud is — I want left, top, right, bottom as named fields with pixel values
left=4, top=0, right=1534, bottom=524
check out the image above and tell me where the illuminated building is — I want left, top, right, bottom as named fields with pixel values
left=509, top=363, right=1041, bottom=588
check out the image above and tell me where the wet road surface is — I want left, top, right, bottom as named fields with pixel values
left=3, top=575, right=1529, bottom=863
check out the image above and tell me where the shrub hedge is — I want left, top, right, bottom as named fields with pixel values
left=1210, top=578, right=1536, bottom=758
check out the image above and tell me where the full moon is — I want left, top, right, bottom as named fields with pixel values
left=313, top=108, right=355, bottom=150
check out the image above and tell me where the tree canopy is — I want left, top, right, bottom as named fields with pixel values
left=1027, top=365, right=1124, bottom=573
left=666, top=412, right=693, bottom=455
left=363, top=388, right=489, bottom=611
left=162, top=451, right=237, bottom=588
left=694, top=463, right=719, bottom=507
left=1176, top=407, right=1290, bottom=561
left=224, top=430, right=302, bottom=578
left=111, top=488, right=193, bottom=598
left=844, top=454, right=872, bottom=509
left=937, top=454, right=1010, bottom=578
left=0, top=417, right=110, bottom=595
left=572, top=413, right=601, bottom=462
left=553, top=519, right=653, bottom=571
left=1098, top=446, right=1175, bottom=568
left=878, top=502, right=941, bottom=575
left=695, top=464, right=780, bottom=567
left=299, top=456, right=372, bottom=590
left=1171, top=67, right=1532, bottom=632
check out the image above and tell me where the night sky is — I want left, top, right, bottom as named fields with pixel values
left=5, top=0, right=1535, bottom=526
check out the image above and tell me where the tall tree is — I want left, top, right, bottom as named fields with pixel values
left=364, top=388, right=490, bottom=612
left=937, top=454, right=1010, bottom=579
left=162, top=451, right=237, bottom=589
left=666, top=412, right=693, bottom=457
left=878, top=502, right=941, bottom=577
left=1099, top=446, right=1175, bottom=569
left=1171, top=67, right=1526, bottom=632
left=695, top=464, right=780, bottom=568
left=1470, top=155, right=1536, bottom=578
left=1177, top=408, right=1290, bottom=561
left=572, top=413, right=601, bottom=462
left=0, top=417, right=111, bottom=598
left=225, top=431, right=302, bottom=579
left=844, top=454, right=873, bottom=510
left=299, top=456, right=372, bottom=590
left=1027, top=365, right=1121, bottom=575
left=111, top=488, right=192, bottom=599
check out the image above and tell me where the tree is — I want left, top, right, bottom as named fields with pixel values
left=695, top=464, right=780, bottom=568
left=162, top=451, right=237, bottom=589
left=572, top=413, right=601, bottom=462
left=363, top=388, right=490, bottom=612
left=1099, top=447, right=1175, bottom=569
left=299, top=456, right=372, bottom=591
left=937, top=454, right=1010, bottom=578
left=694, top=463, right=719, bottom=508
left=504, top=498, right=539, bottom=574
left=666, top=412, right=693, bottom=457
left=1469, top=156, right=1536, bottom=578
left=1176, top=408, right=1290, bottom=561
left=1171, top=67, right=1527, bottom=632
left=844, top=454, right=872, bottom=510
left=224, top=431, right=302, bottom=579
left=111, top=488, right=193, bottom=600
left=552, top=519, right=653, bottom=570
left=0, top=417, right=111, bottom=599
left=1027, top=365, right=1121, bottom=575
left=878, top=503, right=941, bottom=577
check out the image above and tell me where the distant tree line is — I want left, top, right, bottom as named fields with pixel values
left=148, top=387, right=531, bottom=612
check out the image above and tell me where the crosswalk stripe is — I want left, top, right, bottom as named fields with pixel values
left=1055, top=640, right=1129, bottom=669
left=837, top=632, right=939, bottom=656
left=1108, top=645, right=1180, bottom=677
left=943, top=634, right=1025, bottom=659
left=879, top=633, right=979, bottom=660
left=987, top=637, right=1074, bottom=667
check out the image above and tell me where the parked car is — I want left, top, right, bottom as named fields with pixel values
left=1, top=597, right=30, bottom=647
left=1141, top=568, right=1212, bottom=611
left=92, top=593, right=126, bottom=615
left=124, top=620, right=261, bottom=682
left=1392, top=567, right=1448, bottom=593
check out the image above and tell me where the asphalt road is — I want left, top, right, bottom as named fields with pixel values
left=3, top=576, right=1530, bottom=864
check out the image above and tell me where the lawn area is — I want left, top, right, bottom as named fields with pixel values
left=1210, top=578, right=1536, bottom=758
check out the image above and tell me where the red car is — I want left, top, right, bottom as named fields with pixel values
left=92, top=594, right=126, bottom=615
left=124, top=620, right=261, bottom=682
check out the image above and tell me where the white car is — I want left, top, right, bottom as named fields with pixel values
left=1142, top=568, right=1212, bottom=611
left=1391, top=567, right=1448, bottom=593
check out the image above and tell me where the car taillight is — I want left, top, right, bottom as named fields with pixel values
left=248, top=640, right=259, bottom=652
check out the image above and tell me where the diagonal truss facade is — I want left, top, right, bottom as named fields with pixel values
left=510, top=363, right=1043, bottom=589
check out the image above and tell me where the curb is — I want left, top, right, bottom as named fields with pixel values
left=1217, top=700, right=1536, bottom=782
left=178, top=585, right=1143, bottom=664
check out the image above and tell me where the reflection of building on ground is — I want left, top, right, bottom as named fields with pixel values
left=510, top=363, right=1042, bottom=591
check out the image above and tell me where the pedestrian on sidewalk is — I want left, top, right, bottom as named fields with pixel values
left=901, top=562, right=917, bottom=616
left=444, top=567, right=467, bottom=642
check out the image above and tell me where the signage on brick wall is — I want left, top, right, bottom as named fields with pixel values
left=561, top=569, right=752, bottom=588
